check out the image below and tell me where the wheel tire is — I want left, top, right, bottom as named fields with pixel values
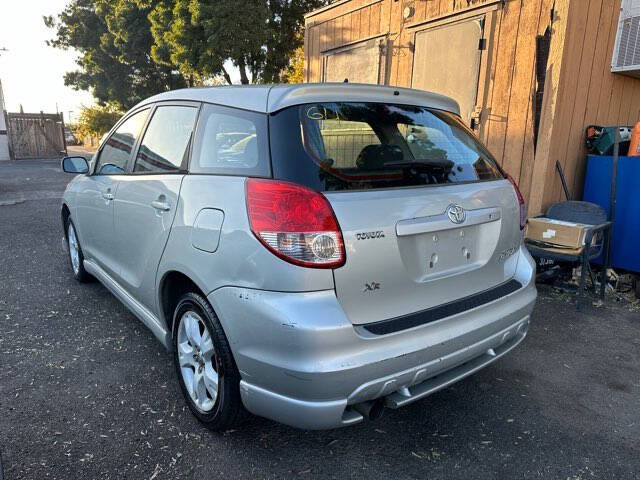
left=66, top=218, right=92, bottom=283
left=173, top=292, right=244, bottom=431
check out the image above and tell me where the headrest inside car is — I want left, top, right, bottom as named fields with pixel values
left=356, top=144, right=404, bottom=169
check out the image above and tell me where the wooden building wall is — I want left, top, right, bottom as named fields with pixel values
left=531, top=0, right=640, bottom=213
left=304, top=0, right=640, bottom=215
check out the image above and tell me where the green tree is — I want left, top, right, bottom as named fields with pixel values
left=282, top=45, right=305, bottom=84
left=147, top=0, right=327, bottom=84
left=45, top=0, right=186, bottom=111
left=73, top=104, right=122, bottom=139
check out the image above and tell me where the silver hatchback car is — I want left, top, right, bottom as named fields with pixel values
left=61, top=84, right=536, bottom=430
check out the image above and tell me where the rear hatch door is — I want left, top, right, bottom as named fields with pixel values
left=268, top=100, right=524, bottom=325
left=327, top=180, right=521, bottom=325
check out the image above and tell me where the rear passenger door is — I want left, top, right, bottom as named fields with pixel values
left=112, top=102, right=199, bottom=312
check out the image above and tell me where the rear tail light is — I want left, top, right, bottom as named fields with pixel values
left=246, top=179, right=345, bottom=268
left=505, top=173, right=526, bottom=230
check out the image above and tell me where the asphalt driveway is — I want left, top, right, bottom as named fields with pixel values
left=0, top=157, right=639, bottom=479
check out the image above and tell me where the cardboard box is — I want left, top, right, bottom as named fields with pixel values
left=532, top=244, right=584, bottom=255
left=525, top=217, right=591, bottom=249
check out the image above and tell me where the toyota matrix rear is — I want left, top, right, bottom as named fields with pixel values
left=61, top=84, right=536, bottom=430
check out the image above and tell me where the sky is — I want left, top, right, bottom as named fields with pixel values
left=0, top=0, right=94, bottom=123
left=0, top=1, right=242, bottom=123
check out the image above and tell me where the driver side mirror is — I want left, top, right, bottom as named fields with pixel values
left=61, top=156, right=89, bottom=174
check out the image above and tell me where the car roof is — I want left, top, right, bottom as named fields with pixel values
left=132, top=83, right=460, bottom=116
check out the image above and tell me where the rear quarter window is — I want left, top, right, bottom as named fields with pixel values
left=269, top=102, right=502, bottom=191
left=190, top=103, right=270, bottom=177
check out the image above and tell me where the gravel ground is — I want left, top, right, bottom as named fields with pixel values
left=0, top=158, right=639, bottom=479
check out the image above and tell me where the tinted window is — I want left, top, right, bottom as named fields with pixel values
left=316, top=118, right=380, bottom=168
left=95, top=109, right=149, bottom=175
left=191, top=104, right=269, bottom=176
left=134, top=105, right=198, bottom=173
left=269, top=102, right=502, bottom=191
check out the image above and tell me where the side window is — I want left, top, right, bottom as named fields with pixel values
left=191, top=104, right=269, bottom=176
left=134, top=105, right=198, bottom=173
left=95, top=109, right=149, bottom=175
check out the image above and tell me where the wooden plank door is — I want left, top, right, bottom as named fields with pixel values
left=6, top=113, right=66, bottom=159
left=323, top=37, right=387, bottom=84
left=411, top=16, right=486, bottom=127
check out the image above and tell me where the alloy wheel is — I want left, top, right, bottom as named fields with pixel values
left=177, top=310, right=219, bottom=412
left=67, top=223, right=80, bottom=275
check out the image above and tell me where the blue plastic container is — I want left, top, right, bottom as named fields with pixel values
left=582, top=155, right=640, bottom=273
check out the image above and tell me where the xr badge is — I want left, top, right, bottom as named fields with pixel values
left=363, top=281, right=381, bottom=292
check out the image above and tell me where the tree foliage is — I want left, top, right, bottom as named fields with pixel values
left=72, top=104, right=122, bottom=139
left=147, top=0, right=326, bottom=84
left=282, top=45, right=305, bottom=84
left=46, top=0, right=324, bottom=107
left=45, top=0, right=187, bottom=111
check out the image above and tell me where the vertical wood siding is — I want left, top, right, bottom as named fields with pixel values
left=305, top=0, right=640, bottom=213
left=544, top=0, right=640, bottom=210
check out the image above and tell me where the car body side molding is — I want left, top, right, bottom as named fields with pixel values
left=84, top=259, right=171, bottom=350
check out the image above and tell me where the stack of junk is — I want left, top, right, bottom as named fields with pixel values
left=524, top=121, right=640, bottom=301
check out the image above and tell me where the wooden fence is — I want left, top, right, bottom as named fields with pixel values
left=5, top=112, right=67, bottom=160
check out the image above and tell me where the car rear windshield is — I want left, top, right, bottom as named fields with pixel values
left=269, top=102, right=503, bottom=191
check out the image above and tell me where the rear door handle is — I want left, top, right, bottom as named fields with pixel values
left=396, top=207, right=501, bottom=236
left=151, top=200, right=171, bottom=212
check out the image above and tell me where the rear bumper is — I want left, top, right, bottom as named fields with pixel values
left=208, top=246, right=536, bottom=429
left=238, top=316, right=529, bottom=429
